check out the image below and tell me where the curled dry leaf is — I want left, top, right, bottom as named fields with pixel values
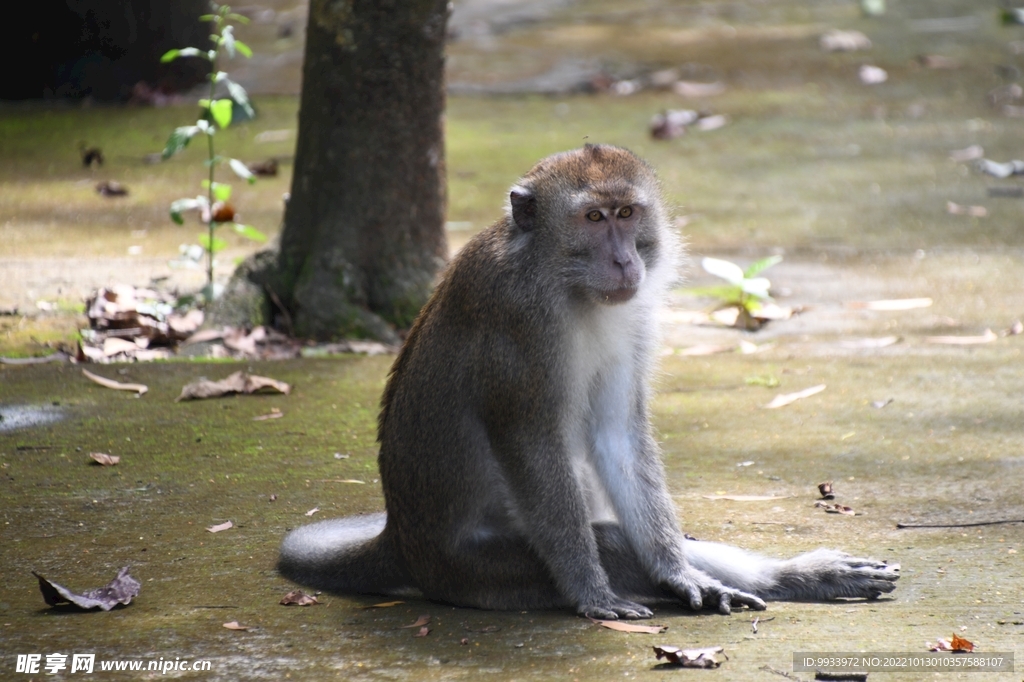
left=653, top=645, right=726, bottom=668
left=89, top=452, right=120, bottom=466
left=414, top=626, right=430, bottom=637
left=34, top=566, right=140, bottom=611
left=815, top=501, right=857, bottom=516
left=820, top=29, right=871, bottom=52
left=223, top=621, right=249, bottom=631
left=176, top=371, right=291, bottom=401
left=305, top=507, right=320, bottom=517
left=399, top=615, right=431, bottom=629
left=591, top=618, right=668, bottom=634
left=82, top=369, right=148, bottom=395
left=206, top=521, right=233, bottom=533
left=928, top=634, right=974, bottom=652
left=765, top=384, right=826, bottom=409
left=280, top=590, right=319, bottom=606
left=818, top=481, right=835, bottom=499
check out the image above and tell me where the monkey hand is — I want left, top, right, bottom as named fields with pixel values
left=578, top=593, right=654, bottom=620
left=666, top=567, right=767, bottom=615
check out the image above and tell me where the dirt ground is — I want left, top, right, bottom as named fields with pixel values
left=2, top=0, right=1023, bottom=680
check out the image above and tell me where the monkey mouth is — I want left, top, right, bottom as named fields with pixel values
left=599, top=287, right=638, bottom=304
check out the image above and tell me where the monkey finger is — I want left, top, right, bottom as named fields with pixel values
left=718, top=593, right=732, bottom=615
left=687, top=587, right=703, bottom=611
left=730, top=590, right=767, bottom=611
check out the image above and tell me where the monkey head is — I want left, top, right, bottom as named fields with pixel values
left=507, top=144, right=668, bottom=306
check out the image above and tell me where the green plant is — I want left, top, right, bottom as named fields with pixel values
left=160, top=2, right=266, bottom=301
left=686, top=255, right=782, bottom=329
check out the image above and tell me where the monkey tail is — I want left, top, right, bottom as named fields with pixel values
left=278, top=512, right=415, bottom=595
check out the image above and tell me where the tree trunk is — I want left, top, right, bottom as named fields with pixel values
left=276, top=0, right=449, bottom=342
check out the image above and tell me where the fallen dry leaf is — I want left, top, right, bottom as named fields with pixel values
left=305, top=507, right=320, bottom=517
left=818, top=481, right=835, bottom=499
left=83, top=369, right=148, bottom=395
left=672, top=81, right=725, bottom=97
left=591, top=618, right=668, bottom=634
left=949, top=144, right=984, bottom=163
left=946, top=201, right=987, bottom=217
left=653, top=645, right=726, bottom=668
left=253, top=408, right=283, bottom=421
left=703, top=494, right=790, bottom=502
left=859, top=64, right=888, bottom=84
left=34, top=566, right=140, bottom=611
left=414, top=626, right=430, bottom=637
left=926, top=329, right=998, bottom=345
left=323, top=479, right=366, bottom=484
left=176, top=371, right=291, bottom=401
left=848, top=298, right=932, bottom=311
left=400, top=615, right=431, bottom=629
left=223, top=621, right=249, bottom=631
left=364, top=601, right=404, bottom=609
left=928, top=634, right=975, bottom=652
left=280, top=590, right=319, bottom=606
left=815, top=501, right=857, bottom=516
left=206, top=521, right=233, bottom=533
left=765, top=384, right=826, bottom=409
left=89, top=452, right=120, bottom=466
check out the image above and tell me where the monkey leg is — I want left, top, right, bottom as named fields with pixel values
left=683, top=541, right=900, bottom=602
left=278, top=513, right=415, bottom=595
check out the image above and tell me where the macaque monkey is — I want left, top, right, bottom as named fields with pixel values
left=279, top=145, right=899, bottom=618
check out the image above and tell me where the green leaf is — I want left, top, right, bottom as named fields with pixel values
left=227, top=13, right=250, bottom=24
left=210, top=98, right=233, bottom=129
left=160, top=49, right=180, bottom=63
left=233, top=224, right=266, bottom=242
left=683, top=284, right=744, bottom=304
left=199, top=13, right=215, bottom=21
left=228, top=158, right=256, bottom=184
left=223, top=78, right=254, bottom=118
left=197, top=234, right=228, bottom=254
left=234, top=40, right=253, bottom=58
left=213, top=183, right=232, bottom=202
left=743, top=255, right=783, bottom=278
left=162, top=126, right=199, bottom=159
left=169, top=198, right=201, bottom=225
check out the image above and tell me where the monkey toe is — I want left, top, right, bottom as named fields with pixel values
left=581, top=599, right=652, bottom=620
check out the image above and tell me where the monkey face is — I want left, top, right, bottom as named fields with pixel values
left=574, top=202, right=647, bottom=304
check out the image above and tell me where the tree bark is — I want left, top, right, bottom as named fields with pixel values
left=276, top=0, right=449, bottom=342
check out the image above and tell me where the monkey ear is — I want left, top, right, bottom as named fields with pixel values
left=510, top=189, right=537, bottom=232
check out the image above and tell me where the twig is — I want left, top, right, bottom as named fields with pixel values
left=266, top=287, right=294, bottom=337
left=759, top=664, right=802, bottom=680
left=897, top=518, right=1024, bottom=529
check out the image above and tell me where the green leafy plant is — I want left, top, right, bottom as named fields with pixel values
left=687, top=255, right=782, bottom=329
left=161, top=3, right=265, bottom=301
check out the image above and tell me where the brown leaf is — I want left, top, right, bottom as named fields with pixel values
left=280, top=590, right=319, bottom=606
left=211, top=202, right=236, bottom=223
left=399, top=615, right=431, bottom=629
left=946, top=201, right=987, bottom=217
left=305, top=507, right=320, bottom=517
left=818, top=481, right=835, bottom=499
left=33, top=566, right=140, bottom=611
left=591, top=618, right=668, bottom=634
left=206, top=521, right=233, bottom=533
left=96, top=180, right=129, bottom=197
left=414, top=626, right=430, bottom=637
left=223, top=621, right=249, bottom=630
left=364, top=601, right=404, bottom=609
left=83, top=369, right=148, bottom=395
left=928, top=634, right=974, bottom=652
left=815, top=501, right=857, bottom=515
left=89, top=452, right=120, bottom=466
left=175, top=371, right=290, bottom=401
left=653, top=645, right=726, bottom=668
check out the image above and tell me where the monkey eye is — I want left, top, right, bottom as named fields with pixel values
left=586, top=210, right=603, bottom=222
left=618, top=206, right=633, bottom=218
